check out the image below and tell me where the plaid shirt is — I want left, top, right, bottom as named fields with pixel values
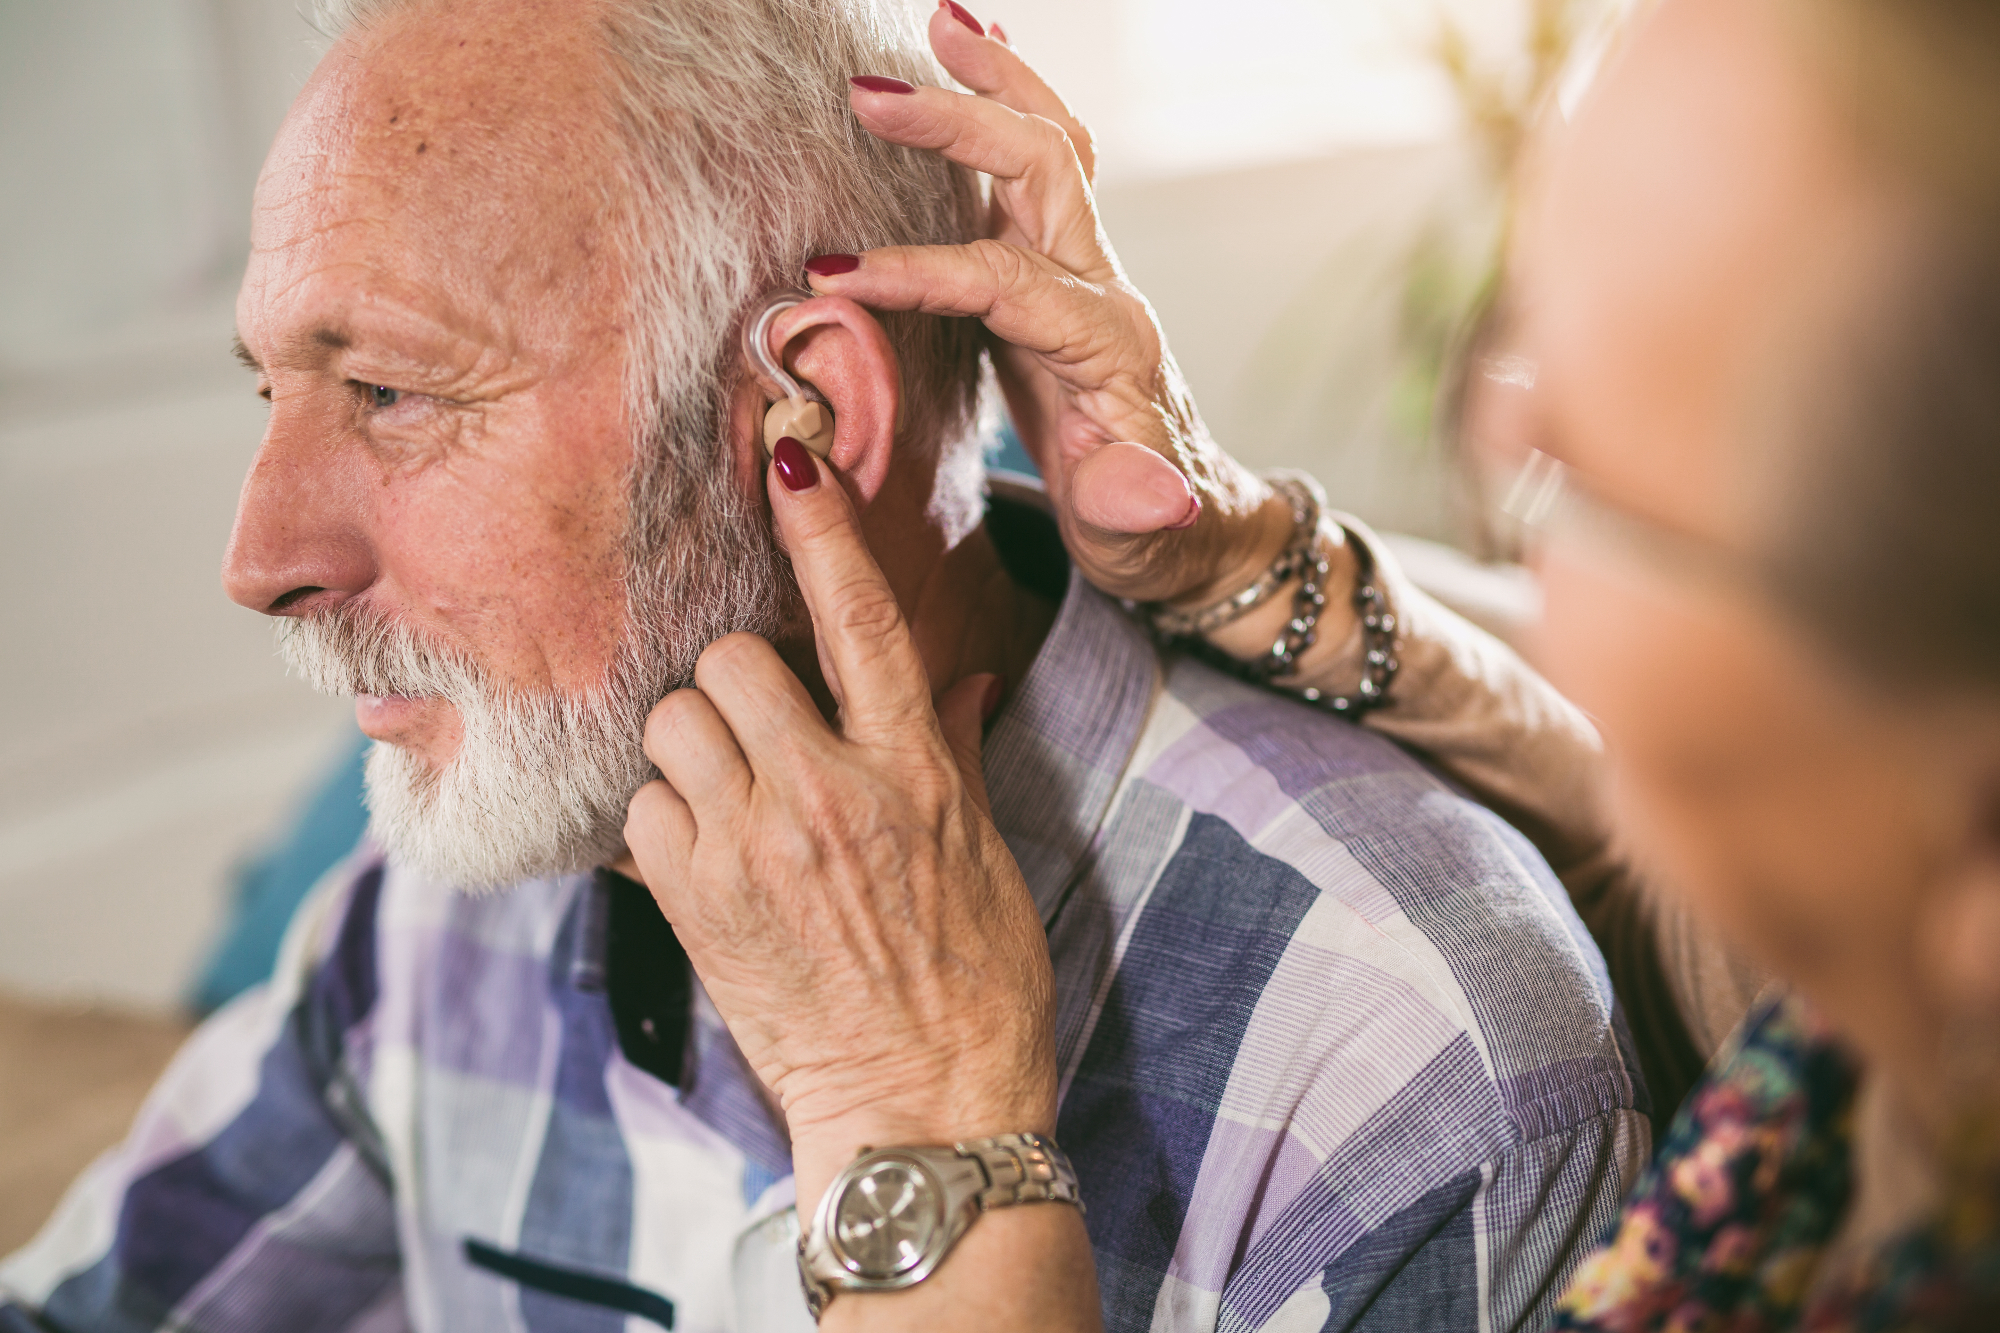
left=2, top=572, right=1647, bottom=1333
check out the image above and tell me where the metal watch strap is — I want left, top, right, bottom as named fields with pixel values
left=797, top=1132, right=1082, bottom=1320
left=959, top=1132, right=1084, bottom=1210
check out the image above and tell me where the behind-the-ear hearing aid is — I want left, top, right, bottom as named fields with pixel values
left=744, top=291, right=836, bottom=458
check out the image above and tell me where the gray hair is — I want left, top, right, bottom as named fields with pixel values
left=311, top=0, right=989, bottom=598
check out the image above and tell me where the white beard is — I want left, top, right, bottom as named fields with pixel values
left=275, top=524, right=787, bottom=889
left=354, top=672, right=657, bottom=892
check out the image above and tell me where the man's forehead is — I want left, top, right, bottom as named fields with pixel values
left=283, top=7, right=613, bottom=194
left=246, top=0, right=623, bottom=349
left=329, top=0, right=614, bottom=141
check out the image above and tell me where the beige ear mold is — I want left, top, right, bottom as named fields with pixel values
left=762, top=396, right=835, bottom=458
left=745, top=291, right=837, bottom=459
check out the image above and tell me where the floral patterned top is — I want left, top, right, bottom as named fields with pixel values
left=1552, top=993, right=2000, bottom=1332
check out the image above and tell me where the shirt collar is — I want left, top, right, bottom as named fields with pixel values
left=982, top=567, right=1161, bottom=922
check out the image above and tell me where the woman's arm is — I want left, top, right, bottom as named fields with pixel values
left=818, top=5, right=1763, bottom=1091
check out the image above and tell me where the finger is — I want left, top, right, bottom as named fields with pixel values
left=1071, top=442, right=1201, bottom=535
left=924, top=3, right=1098, bottom=182
left=765, top=442, right=934, bottom=742
left=642, top=688, right=751, bottom=824
left=844, top=83, right=1104, bottom=279
left=623, top=778, right=696, bottom=903
left=807, top=240, right=1118, bottom=362
left=689, top=631, right=833, bottom=772
left=936, top=672, right=999, bottom=817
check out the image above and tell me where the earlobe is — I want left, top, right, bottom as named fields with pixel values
left=748, top=293, right=901, bottom=506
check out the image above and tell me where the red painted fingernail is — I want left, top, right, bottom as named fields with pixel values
left=989, top=20, right=1009, bottom=44
left=1167, top=493, right=1202, bottom=531
left=942, top=1, right=985, bottom=36
left=981, top=674, right=1006, bottom=721
left=850, top=75, right=917, bottom=95
left=772, top=437, right=817, bottom=492
left=805, top=254, right=860, bottom=277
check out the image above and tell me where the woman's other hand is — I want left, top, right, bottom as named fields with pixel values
left=818, top=4, right=1300, bottom=612
left=623, top=442, right=1100, bottom=1330
left=622, top=443, right=1055, bottom=1214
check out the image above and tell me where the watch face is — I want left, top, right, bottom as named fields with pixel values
left=831, top=1156, right=944, bottom=1278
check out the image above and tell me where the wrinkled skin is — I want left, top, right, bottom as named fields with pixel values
left=226, top=0, right=634, bottom=766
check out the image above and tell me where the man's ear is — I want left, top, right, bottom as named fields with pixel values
left=755, top=296, right=901, bottom=505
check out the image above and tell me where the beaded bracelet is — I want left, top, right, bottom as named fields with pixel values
left=1145, top=473, right=1400, bottom=719
left=1145, top=477, right=1320, bottom=637
left=1262, top=520, right=1400, bottom=718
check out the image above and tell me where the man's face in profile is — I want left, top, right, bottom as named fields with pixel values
left=224, top=0, right=782, bottom=887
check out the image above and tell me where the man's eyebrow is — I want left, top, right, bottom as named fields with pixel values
left=233, top=326, right=357, bottom=372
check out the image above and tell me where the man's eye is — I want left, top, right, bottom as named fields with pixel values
left=368, top=385, right=402, bottom=408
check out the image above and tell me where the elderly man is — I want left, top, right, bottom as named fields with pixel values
left=0, top=1, right=1642, bottom=1330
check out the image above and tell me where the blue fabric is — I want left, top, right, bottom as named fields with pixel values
left=191, top=730, right=371, bottom=1014
left=9, top=565, right=1646, bottom=1333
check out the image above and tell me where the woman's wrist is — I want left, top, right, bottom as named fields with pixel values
left=1201, top=523, right=1361, bottom=671
left=1159, top=474, right=1365, bottom=682
left=1160, top=482, right=1296, bottom=614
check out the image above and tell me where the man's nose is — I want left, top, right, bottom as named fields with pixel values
left=222, top=409, right=375, bottom=617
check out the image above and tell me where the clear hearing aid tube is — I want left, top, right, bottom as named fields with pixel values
left=744, top=291, right=836, bottom=458
left=744, top=291, right=807, bottom=400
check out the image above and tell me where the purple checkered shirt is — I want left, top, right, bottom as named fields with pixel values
left=2, top=569, right=1648, bottom=1333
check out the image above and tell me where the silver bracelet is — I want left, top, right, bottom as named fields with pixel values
left=1145, top=472, right=1399, bottom=719
left=1260, top=522, right=1399, bottom=717
left=1144, top=476, right=1320, bottom=637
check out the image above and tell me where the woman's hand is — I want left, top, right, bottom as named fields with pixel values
left=622, top=446, right=1055, bottom=1211
left=623, top=445, right=1100, bottom=1330
left=816, top=4, right=1298, bottom=611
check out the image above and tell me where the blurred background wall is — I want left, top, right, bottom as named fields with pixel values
left=0, top=0, right=1617, bottom=1014
left=1, top=1, right=351, bottom=1012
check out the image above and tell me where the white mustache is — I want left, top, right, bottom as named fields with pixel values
left=276, top=602, right=486, bottom=703
left=265, top=489, right=790, bottom=889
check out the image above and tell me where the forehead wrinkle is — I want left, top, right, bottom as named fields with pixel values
left=243, top=0, right=629, bottom=397
left=261, top=108, right=620, bottom=336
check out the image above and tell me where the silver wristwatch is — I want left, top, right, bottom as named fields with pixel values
left=796, top=1131, right=1082, bottom=1319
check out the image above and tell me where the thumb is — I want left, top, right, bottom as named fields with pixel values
left=936, top=672, right=1001, bottom=816
left=1070, top=441, right=1200, bottom=535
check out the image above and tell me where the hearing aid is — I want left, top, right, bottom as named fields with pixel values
left=744, top=292, right=837, bottom=458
